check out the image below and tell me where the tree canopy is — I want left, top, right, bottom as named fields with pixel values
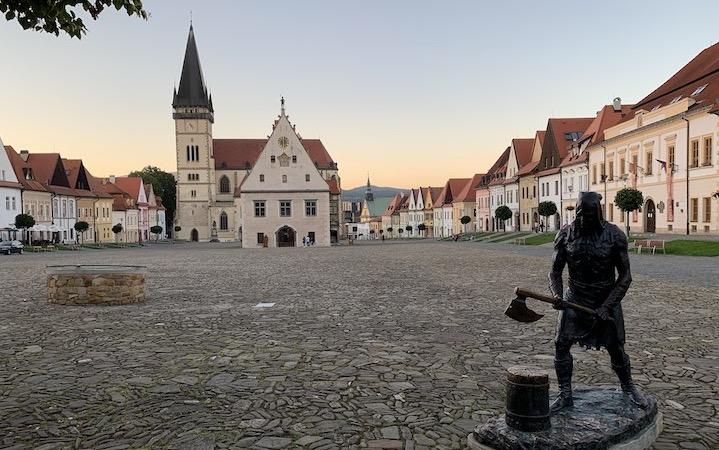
left=1, top=0, right=148, bottom=39
left=495, top=205, right=512, bottom=222
left=538, top=201, right=557, bottom=218
left=74, top=221, right=89, bottom=233
left=460, top=215, right=472, bottom=225
left=111, top=223, right=123, bottom=234
left=129, top=166, right=176, bottom=232
left=14, top=213, right=35, bottom=229
left=614, top=188, right=644, bottom=213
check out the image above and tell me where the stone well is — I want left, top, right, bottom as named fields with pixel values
left=47, top=265, right=147, bottom=305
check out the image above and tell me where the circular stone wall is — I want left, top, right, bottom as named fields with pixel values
left=47, top=265, right=147, bottom=305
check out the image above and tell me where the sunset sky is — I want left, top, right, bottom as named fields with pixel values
left=2, top=1, right=719, bottom=189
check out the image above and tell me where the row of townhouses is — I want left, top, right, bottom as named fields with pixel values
left=0, top=139, right=167, bottom=244
left=358, top=42, right=719, bottom=237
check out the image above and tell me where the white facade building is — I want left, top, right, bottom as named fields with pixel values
left=0, top=136, right=22, bottom=241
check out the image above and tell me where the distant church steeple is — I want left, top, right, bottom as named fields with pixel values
left=173, top=24, right=214, bottom=116
left=365, top=174, right=374, bottom=202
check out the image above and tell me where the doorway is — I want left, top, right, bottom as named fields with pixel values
left=644, top=200, right=656, bottom=233
left=190, top=228, right=199, bottom=242
left=276, top=226, right=296, bottom=247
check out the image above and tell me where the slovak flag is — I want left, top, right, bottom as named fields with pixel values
left=656, top=159, right=667, bottom=172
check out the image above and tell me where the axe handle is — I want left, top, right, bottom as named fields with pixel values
left=515, top=287, right=597, bottom=316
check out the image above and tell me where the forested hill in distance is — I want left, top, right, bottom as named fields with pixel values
left=341, top=185, right=408, bottom=201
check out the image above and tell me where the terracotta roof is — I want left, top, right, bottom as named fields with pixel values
left=512, top=138, right=535, bottom=167
left=0, top=180, right=22, bottom=189
left=455, top=174, right=484, bottom=202
left=213, top=138, right=335, bottom=170
left=114, top=177, right=146, bottom=204
left=547, top=118, right=593, bottom=159
left=382, top=193, right=404, bottom=216
left=535, top=167, right=561, bottom=178
left=421, top=186, right=443, bottom=208
left=559, top=150, right=588, bottom=168
left=85, top=172, right=113, bottom=198
left=537, top=131, right=546, bottom=147
left=516, top=160, right=540, bottom=177
left=479, top=147, right=511, bottom=187
left=488, top=164, right=507, bottom=186
left=22, top=153, right=71, bottom=188
left=633, top=41, right=719, bottom=113
left=4, top=147, right=48, bottom=192
left=578, top=104, right=634, bottom=147
left=433, top=178, right=470, bottom=207
left=326, top=178, right=341, bottom=195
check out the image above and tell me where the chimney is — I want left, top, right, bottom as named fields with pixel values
left=109, top=175, right=116, bottom=183
left=612, top=97, right=622, bottom=112
left=19, top=150, right=29, bottom=161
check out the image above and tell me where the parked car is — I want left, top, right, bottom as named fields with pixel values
left=0, top=240, right=24, bottom=255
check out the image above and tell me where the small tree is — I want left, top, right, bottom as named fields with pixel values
left=387, top=227, right=393, bottom=233
left=538, top=201, right=557, bottom=230
left=112, top=223, right=123, bottom=243
left=14, top=213, right=35, bottom=244
left=417, top=223, right=427, bottom=236
left=460, top=215, right=472, bottom=233
left=150, top=225, right=163, bottom=241
left=405, top=225, right=412, bottom=237
left=74, top=221, right=89, bottom=245
left=379, top=229, right=384, bottom=235
left=369, top=229, right=375, bottom=239
left=398, top=228, right=404, bottom=236
left=495, top=206, right=512, bottom=231
left=614, top=187, right=644, bottom=236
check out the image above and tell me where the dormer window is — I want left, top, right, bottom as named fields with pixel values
left=691, top=84, right=708, bottom=97
left=670, top=95, right=682, bottom=104
left=271, top=155, right=276, bottom=163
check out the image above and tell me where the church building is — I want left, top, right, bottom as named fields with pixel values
left=172, top=25, right=341, bottom=246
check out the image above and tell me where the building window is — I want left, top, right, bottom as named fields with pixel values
left=645, top=151, right=653, bottom=175
left=305, top=200, right=317, bottom=216
left=703, top=197, right=711, bottom=223
left=667, top=145, right=675, bottom=170
left=703, top=136, right=712, bottom=166
left=257, top=232, right=265, bottom=244
left=292, top=155, right=297, bottom=163
left=690, top=139, right=699, bottom=167
left=260, top=174, right=265, bottom=182
left=280, top=200, right=291, bottom=217
left=191, top=190, right=197, bottom=198
left=254, top=201, right=266, bottom=217
left=305, top=174, right=310, bottom=182
left=4, top=197, right=8, bottom=210
left=271, top=155, right=276, bottom=163
left=608, top=203, right=614, bottom=222
left=619, top=157, right=625, bottom=177
left=608, top=161, right=614, bottom=181
left=282, top=175, right=287, bottom=183
left=554, top=180, right=559, bottom=196
left=691, top=198, right=699, bottom=222
left=219, top=176, right=230, bottom=193
left=219, top=211, right=228, bottom=230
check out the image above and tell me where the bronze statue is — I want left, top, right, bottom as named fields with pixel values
left=548, top=191, right=648, bottom=414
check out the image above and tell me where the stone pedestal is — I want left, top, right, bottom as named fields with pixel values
left=47, top=265, right=147, bottom=305
left=468, top=387, right=662, bottom=450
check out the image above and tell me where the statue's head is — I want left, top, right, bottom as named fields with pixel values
left=575, top=191, right=604, bottom=231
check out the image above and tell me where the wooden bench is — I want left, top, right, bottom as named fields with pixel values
left=514, top=237, right=527, bottom=245
left=45, top=245, right=56, bottom=252
left=634, top=239, right=665, bottom=254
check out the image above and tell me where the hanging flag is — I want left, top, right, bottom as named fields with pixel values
left=656, top=159, right=667, bottom=172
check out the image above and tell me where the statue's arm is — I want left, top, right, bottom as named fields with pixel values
left=602, top=229, right=632, bottom=309
left=548, top=228, right=567, bottom=300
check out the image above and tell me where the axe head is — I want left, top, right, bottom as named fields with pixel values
left=505, top=295, right=544, bottom=323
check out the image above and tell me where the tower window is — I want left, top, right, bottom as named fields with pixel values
left=282, top=175, right=287, bottom=183
left=260, top=174, right=265, bottom=182
left=271, top=155, right=276, bottom=163
left=219, top=176, right=230, bottom=193
left=305, top=174, right=310, bottom=182
left=292, top=155, right=297, bottom=163
left=219, top=211, right=228, bottom=230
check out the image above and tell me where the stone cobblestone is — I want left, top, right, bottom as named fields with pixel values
left=0, top=241, right=716, bottom=449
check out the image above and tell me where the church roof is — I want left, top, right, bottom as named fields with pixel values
left=213, top=138, right=335, bottom=170
left=173, top=25, right=213, bottom=111
left=365, top=197, right=393, bottom=217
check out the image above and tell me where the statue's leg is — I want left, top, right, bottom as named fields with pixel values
left=551, top=340, right=574, bottom=414
left=608, top=345, right=649, bottom=408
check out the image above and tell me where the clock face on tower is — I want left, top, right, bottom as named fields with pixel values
left=278, top=136, right=289, bottom=148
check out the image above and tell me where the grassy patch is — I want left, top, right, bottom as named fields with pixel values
left=665, top=240, right=719, bottom=256
left=523, top=233, right=556, bottom=245
left=488, top=232, right=530, bottom=243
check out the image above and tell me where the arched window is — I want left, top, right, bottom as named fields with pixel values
left=219, top=176, right=230, bottom=193
left=220, top=211, right=228, bottom=230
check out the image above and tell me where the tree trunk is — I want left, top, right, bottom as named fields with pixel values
left=626, top=211, right=630, bottom=237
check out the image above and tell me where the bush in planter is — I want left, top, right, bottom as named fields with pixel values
left=614, top=187, right=644, bottom=236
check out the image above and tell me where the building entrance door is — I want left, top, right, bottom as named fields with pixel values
left=645, top=200, right=656, bottom=233
left=276, top=226, right=296, bottom=247
left=190, top=229, right=199, bottom=242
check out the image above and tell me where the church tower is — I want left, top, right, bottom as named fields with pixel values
left=365, top=175, right=374, bottom=202
left=173, top=24, right=215, bottom=241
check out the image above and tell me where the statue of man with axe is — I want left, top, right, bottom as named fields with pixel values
left=547, top=191, right=648, bottom=413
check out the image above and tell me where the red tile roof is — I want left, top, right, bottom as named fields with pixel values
left=512, top=138, right=535, bottom=167
left=5, top=147, right=49, bottom=192
left=578, top=104, right=634, bottom=147
left=516, top=160, right=540, bottom=177
left=213, top=138, right=335, bottom=170
left=633, top=41, right=719, bottom=114
left=0, top=180, right=22, bottom=189
left=433, top=178, right=470, bottom=207
left=114, top=177, right=146, bottom=205
left=455, top=174, right=484, bottom=202
left=326, top=178, right=341, bottom=195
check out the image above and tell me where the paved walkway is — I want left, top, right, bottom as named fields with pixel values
left=0, top=241, right=716, bottom=449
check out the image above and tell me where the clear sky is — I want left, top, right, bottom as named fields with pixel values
left=2, top=1, right=719, bottom=189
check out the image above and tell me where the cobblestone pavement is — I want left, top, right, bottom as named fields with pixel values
left=0, top=241, right=716, bottom=449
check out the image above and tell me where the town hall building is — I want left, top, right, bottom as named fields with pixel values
left=172, top=25, right=341, bottom=247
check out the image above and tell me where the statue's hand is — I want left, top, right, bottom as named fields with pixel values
left=595, top=306, right=611, bottom=321
left=552, top=296, right=565, bottom=310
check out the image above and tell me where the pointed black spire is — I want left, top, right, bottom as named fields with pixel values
left=173, top=24, right=213, bottom=112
